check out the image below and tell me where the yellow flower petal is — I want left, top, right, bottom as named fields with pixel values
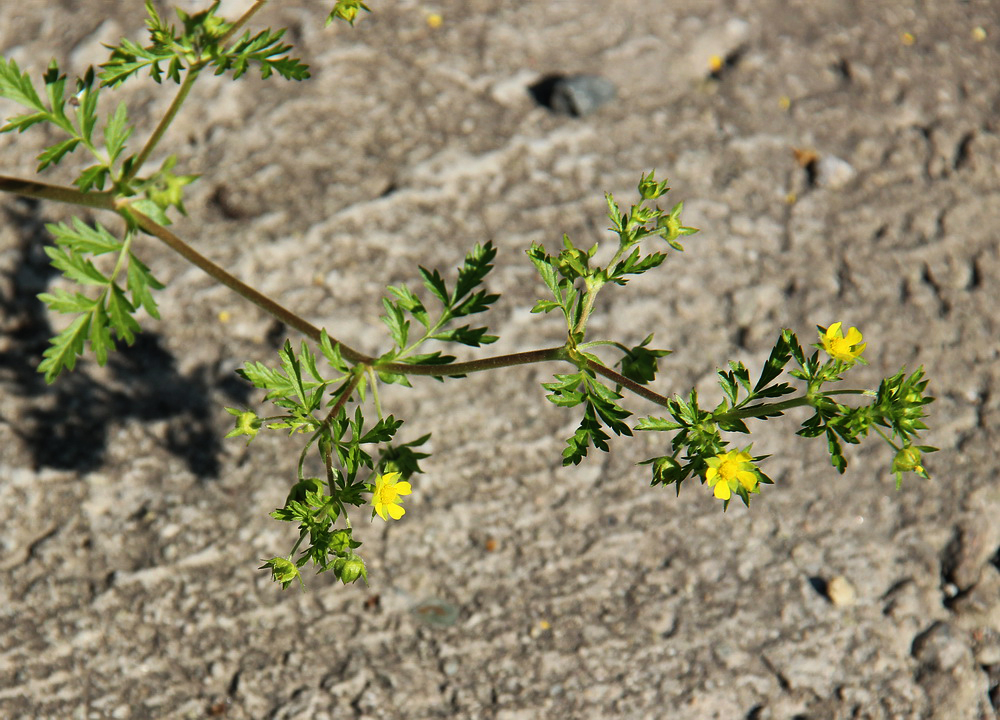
left=388, top=503, right=405, bottom=520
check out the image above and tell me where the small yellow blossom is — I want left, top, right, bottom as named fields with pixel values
left=427, top=13, right=443, bottom=28
left=705, top=448, right=759, bottom=501
left=901, top=32, right=915, bottom=46
left=971, top=26, right=987, bottom=42
left=371, top=471, right=412, bottom=521
left=821, top=322, right=866, bottom=363
left=708, top=54, right=724, bottom=73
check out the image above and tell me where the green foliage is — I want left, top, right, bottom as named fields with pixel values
left=100, top=1, right=310, bottom=86
left=0, top=1, right=938, bottom=589
left=36, top=220, right=163, bottom=383
left=377, top=241, right=499, bottom=384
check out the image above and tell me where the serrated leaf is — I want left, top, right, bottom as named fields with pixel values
left=620, top=336, right=671, bottom=385
left=74, top=164, right=110, bottom=192
left=38, top=288, right=96, bottom=314
left=418, top=266, right=448, bottom=306
left=38, top=313, right=90, bottom=383
left=126, top=253, right=163, bottom=319
left=755, top=330, right=793, bottom=392
left=47, top=218, right=121, bottom=255
left=1, top=111, right=48, bottom=134
left=104, top=100, right=131, bottom=162
left=42, top=60, right=68, bottom=122
left=319, top=329, right=348, bottom=373
left=278, top=340, right=309, bottom=405
left=74, top=68, right=99, bottom=142
left=453, top=289, right=499, bottom=318
left=388, top=284, right=429, bottom=328
left=36, top=137, right=81, bottom=172
left=127, top=198, right=171, bottom=227
left=429, top=325, right=497, bottom=347
left=239, top=360, right=298, bottom=400
left=0, top=57, right=46, bottom=112
left=217, top=28, right=311, bottom=81
left=360, top=415, right=403, bottom=445
left=88, top=304, right=114, bottom=365
left=453, top=241, right=496, bottom=304
left=401, top=351, right=455, bottom=366
left=44, top=245, right=108, bottom=286
left=380, top=297, right=409, bottom=350
left=531, top=299, right=561, bottom=314
left=107, top=284, right=140, bottom=344
left=635, top=416, right=683, bottom=432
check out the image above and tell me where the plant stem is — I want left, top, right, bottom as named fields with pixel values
left=123, top=1, right=269, bottom=185
left=584, top=356, right=671, bottom=407
left=123, top=206, right=374, bottom=364
left=123, top=70, right=200, bottom=184
left=221, top=1, right=269, bottom=44
left=0, top=175, right=115, bottom=210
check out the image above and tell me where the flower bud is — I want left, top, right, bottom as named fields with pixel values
left=892, top=446, right=924, bottom=475
left=336, top=554, right=367, bottom=585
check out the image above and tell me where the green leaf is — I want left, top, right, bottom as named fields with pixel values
left=360, top=415, right=403, bottom=445
left=88, top=304, right=114, bottom=365
left=755, top=330, right=794, bottom=392
left=219, top=29, right=311, bottom=81
left=107, top=284, right=140, bottom=344
left=43, top=245, right=108, bottom=286
left=126, top=253, right=164, bottom=319
left=619, top=335, right=671, bottom=385
left=453, top=241, right=496, bottom=305
left=36, top=137, right=81, bottom=172
left=47, top=218, right=122, bottom=255
left=380, top=433, right=431, bottom=479
left=562, top=403, right=610, bottom=465
left=419, top=266, right=448, bottom=306
left=531, top=299, right=562, bottom=314
left=38, top=288, right=96, bottom=314
left=38, top=313, right=90, bottom=383
left=104, top=101, right=132, bottom=163
left=388, top=284, right=429, bottom=328
left=542, top=372, right=585, bottom=407
left=1, top=111, right=48, bottom=134
left=74, top=67, right=99, bottom=142
left=75, top=164, right=110, bottom=192
left=319, top=329, right=349, bottom=374
left=429, top=325, right=498, bottom=347
left=0, top=57, right=46, bottom=113
left=635, top=416, right=683, bottom=432
left=380, top=297, right=410, bottom=350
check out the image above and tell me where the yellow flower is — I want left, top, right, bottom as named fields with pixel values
left=371, top=471, right=412, bottom=521
left=821, top=322, right=866, bottom=363
left=705, top=448, right=759, bottom=501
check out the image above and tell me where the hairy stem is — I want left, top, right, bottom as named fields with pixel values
left=585, top=356, right=671, bottom=407
left=124, top=69, right=200, bottom=184
left=0, top=175, right=115, bottom=209
left=123, top=206, right=373, bottom=364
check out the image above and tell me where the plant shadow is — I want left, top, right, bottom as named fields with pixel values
left=0, top=196, right=251, bottom=478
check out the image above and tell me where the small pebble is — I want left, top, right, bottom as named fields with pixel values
left=826, top=575, right=857, bottom=606
left=815, top=155, right=856, bottom=189
left=530, top=74, right=617, bottom=117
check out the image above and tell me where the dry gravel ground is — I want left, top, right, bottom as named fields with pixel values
left=2, top=1, right=1000, bottom=718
